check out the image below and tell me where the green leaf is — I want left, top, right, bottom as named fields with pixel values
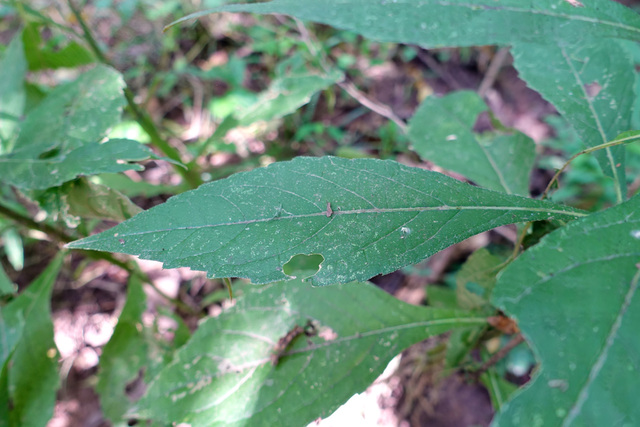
left=2, top=138, right=163, bottom=190
left=91, top=173, right=181, bottom=198
left=408, top=91, right=535, bottom=195
left=2, top=254, right=63, bottom=427
left=22, top=22, right=94, bottom=71
left=480, top=370, right=518, bottom=411
left=97, top=276, right=149, bottom=424
left=35, top=178, right=142, bottom=227
left=67, top=157, right=586, bottom=285
left=0, top=265, right=16, bottom=297
left=14, top=65, right=125, bottom=156
left=0, top=31, right=27, bottom=148
left=236, top=70, right=343, bottom=126
left=492, top=195, right=640, bottom=425
left=456, top=248, right=502, bottom=310
left=131, top=279, right=486, bottom=426
left=511, top=37, right=634, bottom=198
left=167, top=0, right=640, bottom=46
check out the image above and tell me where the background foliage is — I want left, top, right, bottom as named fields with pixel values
left=1, top=0, right=639, bottom=426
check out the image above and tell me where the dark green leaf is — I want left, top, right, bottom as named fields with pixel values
left=512, top=37, right=634, bottom=198
left=67, top=157, right=586, bottom=285
left=131, top=279, right=486, bottom=426
left=168, top=0, right=640, bottom=46
left=492, top=195, right=640, bottom=425
left=2, top=138, right=163, bottom=190
left=409, top=91, right=535, bottom=195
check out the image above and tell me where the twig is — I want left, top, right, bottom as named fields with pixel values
left=293, top=18, right=408, bottom=133
left=473, top=333, right=525, bottom=377
left=337, top=81, right=408, bottom=133
left=477, top=47, right=510, bottom=98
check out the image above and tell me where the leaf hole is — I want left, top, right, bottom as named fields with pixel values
left=584, top=81, right=602, bottom=99
left=282, top=253, right=324, bottom=280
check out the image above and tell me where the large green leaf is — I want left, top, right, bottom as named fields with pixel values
left=492, top=195, right=640, bottom=425
left=131, top=279, right=486, bottom=426
left=168, top=0, right=640, bottom=46
left=1, top=138, right=165, bottom=190
left=68, top=157, right=585, bottom=285
left=0, top=32, right=26, bottom=148
left=408, top=91, right=535, bottom=195
left=512, top=37, right=635, bottom=198
left=1, top=254, right=63, bottom=427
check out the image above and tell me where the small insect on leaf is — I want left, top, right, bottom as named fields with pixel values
left=326, top=202, right=333, bottom=218
left=271, top=320, right=317, bottom=366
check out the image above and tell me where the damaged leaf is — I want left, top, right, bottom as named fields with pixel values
left=130, top=279, right=486, bottom=426
left=68, top=157, right=585, bottom=285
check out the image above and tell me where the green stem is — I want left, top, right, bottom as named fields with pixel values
left=67, top=0, right=203, bottom=189
left=0, top=202, right=74, bottom=243
left=223, top=277, right=234, bottom=300
left=542, top=134, right=640, bottom=201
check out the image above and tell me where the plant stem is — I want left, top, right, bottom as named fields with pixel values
left=223, top=277, right=234, bottom=300
left=67, top=0, right=203, bottom=189
left=473, top=333, right=525, bottom=377
left=542, top=133, right=640, bottom=201
left=0, top=202, right=74, bottom=243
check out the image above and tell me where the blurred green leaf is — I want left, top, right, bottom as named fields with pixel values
left=0, top=265, right=16, bottom=297
left=235, top=70, right=343, bottom=127
left=67, top=157, right=585, bottom=286
left=91, top=174, right=181, bottom=198
left=1, top=254, right=62, bottom=427
left=13, top=65, right=125, bottom=156
left=0, top=31, right=26, bottom=149
left=480, top=370, right=518, bottom=411
left=409, top=91, right=535, bottom=195
left=2, top=228, right=23, bottom=272
left=131, top=279, right=486, bottom=426
left=22, top=22, right=94, bottom=71
left=96, top=276, right=149, bottom=424
left=492, top=194, right=640, bottom=425
left=34, top=178, right=143, bottom=227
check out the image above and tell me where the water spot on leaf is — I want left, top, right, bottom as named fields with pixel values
left=630, top=230, right=640, bottom=239
left=282, top=253, right=324, bottom=279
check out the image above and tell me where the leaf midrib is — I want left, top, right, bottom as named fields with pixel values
left=81, top=205, right=586, bottom=241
